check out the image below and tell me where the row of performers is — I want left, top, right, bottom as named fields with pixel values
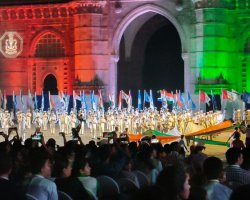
left=233, top=109, right=250, bottom=125
left=0, top=107, right=225, bottom=139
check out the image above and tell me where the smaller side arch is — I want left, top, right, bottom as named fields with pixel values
left=43, top=73, right=58, bottom=95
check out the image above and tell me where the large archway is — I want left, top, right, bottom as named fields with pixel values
left=117, top=13, right=183, bottom=104
left=43, top=74, right=58, bottom=95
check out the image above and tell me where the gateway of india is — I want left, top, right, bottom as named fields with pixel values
left=0, top=0, right=249, bottom=98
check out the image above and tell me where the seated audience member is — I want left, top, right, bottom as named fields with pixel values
left=231, top=132, right=245, bottom=150
left=188, top=185, right=207, bottom=200
left=72, top=156, right=99, bottom=199
left=131, top=185, right=168, bottom=200
left=229, top=183, right=250, bottom=200
left=241, top=148, right=250, bottom=170
left=27, top=150, right=58, bottom=200
left=156, top=164, right=190, bottom=200
left=225, top=148, right=250, bottom=189
left=0, top=152, right=26, bottom=200
left=203, top=156, right=232, bottom=200
left=54, top=156, right=91, bottom=200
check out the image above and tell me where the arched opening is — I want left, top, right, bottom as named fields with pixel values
left=43, top=74, right=58, bottom=95
left=117, top=13, right=183, bottom=99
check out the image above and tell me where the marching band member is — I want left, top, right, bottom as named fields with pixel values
left=49, top=111, right=57, bottom=135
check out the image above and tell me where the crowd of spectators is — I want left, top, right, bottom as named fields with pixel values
left=1, top=127, right=250, bottom=200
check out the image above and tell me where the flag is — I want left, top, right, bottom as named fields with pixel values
left=149, top=90, right=154, bottom=110
left=128, top=90, right=132, bottom=111
left=58, top=91, right=65, bottom=109
left=243, top=92, right=250, bottom=104
left=118, top=91, right=122, bottom=110
left=98, top=89, right=104, bottom=109
left=41, top=91, right=44, bottom=111
left=0, top=90, right=3, bottom=108
left=34, top=92, right=38, bottom=109
left=91, top=91, right=97, bottom=111
left=20, top=90, right=24, bottom=108
left=222, top=89, right=238, bottom=101
left=144, top=90, right=150, bottom=103
left=73, top=90, right=81, bottom=111
left=187, top=91, right=196, bottom=110
left=12, top=91, right=17, bottom=109
left=157, top=90, right=168, bottom=108
left=200, top=90, right=210, bottom=105
left=211, top=90, right=217, bottom=110
left=80, top=90, right=87, bottom=110
left=2, top=91, right=7, bottom=110
left=121, top=90, right=130, bottom=105
left=27, top=89, right=34, bottom=109
left=64, top=92, right=69, bottom=112
left=109, top=93, right=115, bottom=109
left=138, top=90, right=142, bottom=110
left=179, top=91, right=186, bottom=108
left=49, top=91, right=55, bottom=109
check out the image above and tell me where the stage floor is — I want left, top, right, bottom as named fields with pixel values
left=0, top=126, right=240, bottom=161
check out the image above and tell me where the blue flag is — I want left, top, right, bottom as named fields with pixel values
left=144, top=90, right=150, bottom=103
left=243, top=92, right=250, bottom=103
left=211, top=90, right=217, bottom=110
left=187, top=91, right=196, bottom=110
left=41, top=91, right=44, bottom=111
left=138, top=90, right=142, bottom=110
left=179, top=91, right=186, bottom=109
left=81, top=91, right=87, bottom=110
left=149, top=90, right=154, bottom=110
left=91, top=91, right=96, bottom=111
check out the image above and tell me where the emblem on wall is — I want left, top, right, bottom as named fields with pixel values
left=0, top=31, right=23, bottom=58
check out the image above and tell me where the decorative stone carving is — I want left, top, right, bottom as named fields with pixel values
left=0, top=31, right=23, bottom=58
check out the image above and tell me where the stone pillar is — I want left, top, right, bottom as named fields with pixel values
left=109, top=55, right=119, bottom=102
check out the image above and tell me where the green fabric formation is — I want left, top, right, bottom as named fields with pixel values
left=142, top=130, right=173, bottom=137
left=190, top=137, right=229, bottom=147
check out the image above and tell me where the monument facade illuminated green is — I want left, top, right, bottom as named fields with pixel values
left=191, top=0, right=250, bottom=94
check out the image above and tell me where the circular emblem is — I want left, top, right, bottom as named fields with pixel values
left=0, top=31, right=23, bottom=58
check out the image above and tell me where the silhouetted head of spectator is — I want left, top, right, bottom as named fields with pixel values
left=131, top=185, right=169, bottom=200
left=72, top=156, right=91, bottom=177
left=241, top=148, right=250, bottom=170
left=203, top=156, right=223, bottom=180
left=230, top=184, right=250, bottom=200
left=188, top=185, right=207, bottom=200
left=226, top=147, right=243, bottom=165
left=0, top=152, right=12, bottom=177
left=46, top=138, right=56, bottom=149
left=157, top=164, right=190, bottom=200
left=53, top=156, right=72, bottom=178
left=30, top=150, right=52, bottom=178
